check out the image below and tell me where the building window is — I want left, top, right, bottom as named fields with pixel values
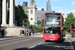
left=31, top=9, right=33, bottom=14
left=31, top=18, right=33, bottom=20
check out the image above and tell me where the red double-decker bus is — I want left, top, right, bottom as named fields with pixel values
left=43, top=12, right=63, bottom=41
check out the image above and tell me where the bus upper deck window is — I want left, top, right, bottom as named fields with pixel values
left=57, top=16, right=60, bottom=20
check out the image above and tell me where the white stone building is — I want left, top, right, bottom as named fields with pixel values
left=0, top=0, right=30, bottom=36
left=63, top=15, right=67, bottom=22
left=0, top=0, right=15, bottom=27
left=28, top=0, right=37, bottom=25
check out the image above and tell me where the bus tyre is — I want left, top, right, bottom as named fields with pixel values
left=71, top=31, right=74, bottom=38
left=45, top=40, right=49, bottom=42
left=45, top=40, right=47, bottom=42
left=61, top=36, right=63, bottom=42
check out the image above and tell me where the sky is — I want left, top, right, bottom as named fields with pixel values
left=15, top=0, right=75, bottom=15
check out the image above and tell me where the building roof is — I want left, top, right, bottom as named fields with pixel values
left=37, top=15, right=41, bottom=17
left=37, top=10, right=47, bottom=14
left=26, top=10, right=47, bottom=14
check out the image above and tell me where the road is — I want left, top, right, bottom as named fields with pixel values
left=0, top=35, right=74, bottom=50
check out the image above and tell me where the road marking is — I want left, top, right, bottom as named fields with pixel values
left=0, top=37, right=31, bottom=42
left=28, top=41, right=44, bottom=50
left=67, top=38, right=74, bottom=50
left=0, top=38, right=38, bottom=47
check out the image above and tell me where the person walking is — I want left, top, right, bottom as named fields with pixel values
left=1, top=29, right=4, bottom=38
left=29, top=30, right=31, bottom=36
left=34, top=31, right=35, bottom=34
left=24, top=30, right=26, bottom=36
left=20, top=30, right=22, bottom=35
left=26, top=30, right=29, bottom=36
left=71, top=24, right=74, bottom=38
left=35, top=30, right=37, bottom=35
left=22, top=30, right=24, bottom=35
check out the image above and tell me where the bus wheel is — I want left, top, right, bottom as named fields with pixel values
left=61, top=36, right=63, bottom=42
left=45, top=40, right=49, bottom=42
left=71, top=31, right=74, bottom=38
left=45, top=40, right=47, bottom=42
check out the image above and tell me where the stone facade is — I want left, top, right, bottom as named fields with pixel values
left=28, top=0, right=37, bottom=25
left=2, top=27, right=29, bottom=36
left=0, top=0, right=2, bottom=24
left=0, top=0, right=28, bottom=36
left=1, top=0, right=15, bottom=27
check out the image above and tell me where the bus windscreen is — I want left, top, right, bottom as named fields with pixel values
left=45, top=13, right=61, bottom=25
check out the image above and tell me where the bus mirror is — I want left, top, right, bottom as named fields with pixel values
left=42, top=29, right=44, bottom=31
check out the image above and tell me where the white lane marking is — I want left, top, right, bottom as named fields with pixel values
left=67, top=38, right=74, bottom=50
left=0, top=38, right=38, bottom=47
left=0, top=37, right=32, bottom=42
left=28, top=41, right=44, bottom=50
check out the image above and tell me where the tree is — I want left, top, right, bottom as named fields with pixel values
left=15, top=5, right=30, bottom=27
left=31, top=25, right=42, bottom=32
left=41, top=19, right=44, bottom=29
left=64, top=12, right=74, bottom=31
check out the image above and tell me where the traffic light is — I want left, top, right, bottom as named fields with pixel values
left=24, top=23, right=27, bottom=26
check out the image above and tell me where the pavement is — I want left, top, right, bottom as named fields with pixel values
left=0, top=33, right=42, bottom=41
left=68, top=34, right=75, bottom=47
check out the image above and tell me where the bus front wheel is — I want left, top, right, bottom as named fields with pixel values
left=45, top=40, right=49, bottom=42
left=61, top=36, right=63, bottom=42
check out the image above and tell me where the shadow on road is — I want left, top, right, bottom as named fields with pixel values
left=0, top=36, right=18, bottom=38
left=45, top=38, right=65, bottom=43
left=14, top=47, right=29, bottom=50
left=29, top=42, right=74, bottom=50
left=14, top=38, right=74, bottom=50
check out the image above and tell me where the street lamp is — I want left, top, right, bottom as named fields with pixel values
left=24, top=22, right=27, bottom=33
left=22, top=20, right=24, bottom=27
left=0, top=18, right=1, bottom=31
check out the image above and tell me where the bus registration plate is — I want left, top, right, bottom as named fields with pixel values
left=50, top=39, right=54, bottom=41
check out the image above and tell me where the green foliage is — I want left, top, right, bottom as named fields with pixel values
left=39, top=32, right=43, bottom=34
left=64, top=12, right=74, bottom=31
left=41, top=19, right=44, bottom=29
left=15, top=5, right=30, bottom=27
left=31, top=25, right=42, bottom=32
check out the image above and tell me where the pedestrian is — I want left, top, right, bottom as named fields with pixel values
left=35, top=30, right=37, bottom=35
left=1, top=29, right=4, bottom=38
left=34, top=31, right=35, bottom=34
left=26, top=30, right=29, bottom=36
left=29, top=30, right=31, bottom=36
left=71, top=24, right=74, bottom=38
left=20, top=30, right=22, bottom=35
left=24, top=30, right=26, bottom=36
left=22, top=30, right=24, bottom=35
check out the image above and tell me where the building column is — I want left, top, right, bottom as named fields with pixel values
left=1, top=0, right=8, bottom=26
left=9, top=0, right=15, bottom=27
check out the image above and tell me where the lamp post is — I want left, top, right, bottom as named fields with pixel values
left=0, top=18, right=1, bottom=31
left=24, top=22, right=27, bottom=33
left=22, top=20, right=24, bottom=27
